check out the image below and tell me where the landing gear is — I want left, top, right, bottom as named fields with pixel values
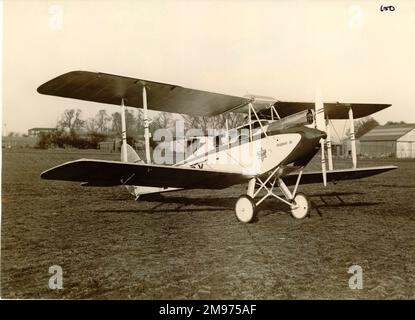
left=234, top=167, right=310, bottom=222
left=290, top=192, right=310, bottom=219
left=235, top=195, right=256, bottom=223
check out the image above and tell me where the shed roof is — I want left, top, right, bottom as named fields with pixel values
left=359, top=124, right=415, bottom=141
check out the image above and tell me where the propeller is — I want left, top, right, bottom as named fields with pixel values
left=314, top=91, right=327, bottom=187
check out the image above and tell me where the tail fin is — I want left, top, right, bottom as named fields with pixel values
left=121, top=143, right=143, bottom=164
left=120, top=143, right=144, bottom=197
left=120, top=143, right=179, bottom=198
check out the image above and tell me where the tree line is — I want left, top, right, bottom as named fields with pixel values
left=37, top=108, right=247, bottom=149
left=35, top=109, right=399, bottom=150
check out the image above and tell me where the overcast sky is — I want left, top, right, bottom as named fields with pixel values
left=3, top=0, right=415, bottom=135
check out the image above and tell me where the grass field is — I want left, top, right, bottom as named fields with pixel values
left=1, top=149, right=415, bottom=299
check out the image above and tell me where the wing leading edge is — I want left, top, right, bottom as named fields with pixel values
left=40, top=159, right=253, bottom=189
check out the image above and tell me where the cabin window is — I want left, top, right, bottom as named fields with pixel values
left=306, top=109, right=314, bottom=125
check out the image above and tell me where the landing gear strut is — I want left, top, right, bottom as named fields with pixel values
left=234, top=167, right=310, bottom=223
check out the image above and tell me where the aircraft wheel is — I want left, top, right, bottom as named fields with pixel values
left=235, top=195, right=256, bottom=223
left=290, top=192, right=310, bottom=219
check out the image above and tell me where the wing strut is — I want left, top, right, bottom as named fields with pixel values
left=225, top=116, right=230, bottom=151
left=349, top=106, right=357, bottom=168
left=325, top=119, right=334, bottom=171
left=142, top=84, right=151, bottom=164
left=121, top=98, right=128, bottom=162
left=314, top=89, right=327, bottom=186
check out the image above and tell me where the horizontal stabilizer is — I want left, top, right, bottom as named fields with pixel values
left=41, top=159, right=252, bottom=189
left=283, top=165, right=397, bottom=186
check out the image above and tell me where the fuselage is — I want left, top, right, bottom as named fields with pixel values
left=179, top=123, right=325, bottom=174
left=129, top=119, right=326, bottom=197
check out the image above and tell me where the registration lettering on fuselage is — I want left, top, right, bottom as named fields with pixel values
left=276, top=141, right=288, bottom=147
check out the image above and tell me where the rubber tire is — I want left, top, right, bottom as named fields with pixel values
left=290, top=192, right=310, bottom=219
left=235, top=195, right=256, bottom=223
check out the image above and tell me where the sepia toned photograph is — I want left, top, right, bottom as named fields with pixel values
left=1, top=0, right=415, bottom=304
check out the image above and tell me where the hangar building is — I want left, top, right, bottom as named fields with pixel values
left=359, top=124, right=415, bottom=158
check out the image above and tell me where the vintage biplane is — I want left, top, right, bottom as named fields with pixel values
left=38, top=71, right=397, bottom=223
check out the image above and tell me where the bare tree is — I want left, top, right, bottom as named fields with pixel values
left=151, top=112, right=173, bottom=130
left=57, top=109, right=85, bottom=134
left=182, top=115, right=211, bottom=133
left=355, top=117, right=380, bottom=139
left=111, top=112, right=122, bottom=134
left=182, top=112, right=246, bottom=133
left=209, top=114, right=227, bottom=129
left=7, top=131, right=20, bottom=137
left=85, top=118, right=98, bottom=133
left=94, top=110, right=111, bottom=133
left=111, top=110, right=141, bottom=141
left=226, top=112, right=246, bottom=129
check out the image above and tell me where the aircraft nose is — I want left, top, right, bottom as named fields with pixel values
left=303, top=127, right=326, bottom=142
left=317, top=130, right=327, bottom=140
left=280, top=127, right=327, bottom=166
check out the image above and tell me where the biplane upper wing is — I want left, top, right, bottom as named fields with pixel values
left=38, top=71, right=390, bottom=119
left=37, top=71, right=249, bottom=116
left=40, top=159, right=253, bottom=189
left=283, top=165, right=397, bottom=186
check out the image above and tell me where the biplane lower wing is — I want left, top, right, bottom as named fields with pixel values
left=283, top=165, right=397, bottom=186
left=40, top=159, right=253, bottom=189
left=41, top=158, right=397, bottom=190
